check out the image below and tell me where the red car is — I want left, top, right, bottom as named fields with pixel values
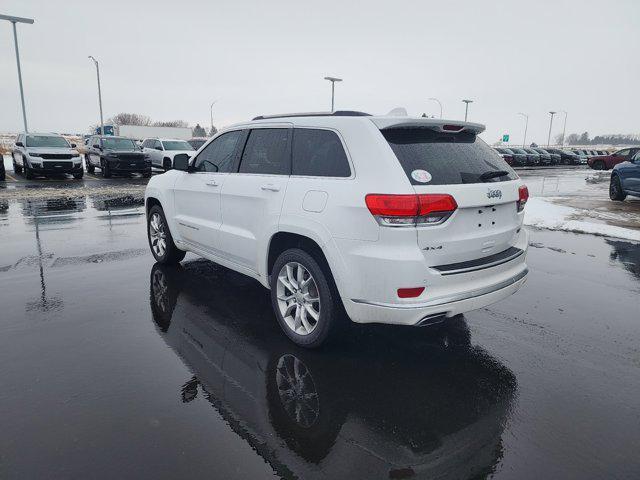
left=588, top=147, right=639, bottom=170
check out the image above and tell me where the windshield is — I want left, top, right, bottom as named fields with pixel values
left=382, top=128, right=518, bottom=185
left=101, top=138, right=138, bottom=150
left=26, top=135, right=70, bottom=148
left=162, top=140, right=194, bottom=151
left=510, top=148, right=526, bottom=154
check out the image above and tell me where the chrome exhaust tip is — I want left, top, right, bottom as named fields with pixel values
left=415, top=313, right=447, bottom=327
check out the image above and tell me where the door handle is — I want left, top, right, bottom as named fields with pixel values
left=261, top=184, right=280, bottom=192
left=205, top=181, right=219, bottom=187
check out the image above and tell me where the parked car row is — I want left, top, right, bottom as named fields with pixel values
left=4, top=132, right=202, bottom=180
left=494, top=146, right=585, bottom=166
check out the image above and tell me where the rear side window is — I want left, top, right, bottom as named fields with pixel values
left=292, top=128, right=350, bottom=177
left=382, top=128, right=518, bottom=185
left=194, top=130, right=242, bottom=173
left=239, top=128, right=290, bottom=175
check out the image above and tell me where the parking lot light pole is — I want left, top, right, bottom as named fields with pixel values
left=547, top=111, right=557, bottom=147
left=462, top=99, right=473, bottom=121
left=560, top=110, right=568, bottom=146
left=324, top=76, right=342, bottom=112
left=428, top=97, right=442, bottom=118
left=517, top=112, right=529, bottom=147
left=1, top=14, right=34, bottom=133
left=88, top=56, right=104, bottom=135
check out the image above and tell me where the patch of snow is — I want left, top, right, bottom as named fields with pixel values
left=524, top=197, right=640, bottom=242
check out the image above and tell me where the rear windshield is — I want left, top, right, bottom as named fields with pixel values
left=382, top=128, right=518, bottom=185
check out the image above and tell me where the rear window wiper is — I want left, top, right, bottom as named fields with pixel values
left=479, top=170, right=509, bottom=181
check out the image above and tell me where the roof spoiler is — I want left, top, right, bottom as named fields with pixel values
left=371, top=117, right=485, bottom=134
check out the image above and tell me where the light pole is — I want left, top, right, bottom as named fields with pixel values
left=560, top=110, right=568, bottom=146
left=517, top=112, right=529, bottom=147
left=1, top=14, right=34, bottom=133
left=88, top=56, right=104, bottom=135
left=462, top=99, right=473, bottom=121
left=210, top=100, right=218, bottom=135
left=324, top=76, right=342, bottom=112
left=428, top=97, right=442, bottom=118
left=547, top=111, right=557, bottom=147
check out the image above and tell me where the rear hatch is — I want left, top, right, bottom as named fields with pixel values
left=378, top=121, right=523, bottom=268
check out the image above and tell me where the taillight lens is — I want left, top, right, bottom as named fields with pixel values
left=365, top=194, right=457, bottom=227
left=517, top=185, right=529, bottom=212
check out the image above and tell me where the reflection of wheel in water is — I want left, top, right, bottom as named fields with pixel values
left=152, top=268, right=170, bottom=315
left=276, top=354, right=320, bottom=428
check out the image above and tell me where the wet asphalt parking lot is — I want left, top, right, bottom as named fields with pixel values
left=0, top=167, right=639, bottom=479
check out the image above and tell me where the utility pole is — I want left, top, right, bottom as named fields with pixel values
left=547, top=111, right=557, bottom=147
left=560, top=110, right=568, bottom=146
left=462, top=99, right=473, bottom=121
left=1, top=14, right=34, bottom=133
left=324, top=76, right=342, bottom=112
left=88, top=56, right=104, bottom=135
left=428, top=97, right=442, bottom=118
left=518, top=112, right=529, bottom=147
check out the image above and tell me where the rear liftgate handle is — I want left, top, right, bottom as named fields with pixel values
left=205, top=180, right=219, bottom=187
left=261, top=184, right=280, bottom=192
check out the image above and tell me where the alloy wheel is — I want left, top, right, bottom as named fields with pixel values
left=149, top=212, right=167, bottom=258
left=276, top=262, right=321, bottom=336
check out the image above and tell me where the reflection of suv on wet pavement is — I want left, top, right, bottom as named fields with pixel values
left=149, top=261, right=516, bottom=478
left=610, top=151, right=640, bottom=201
left=145, top=112, right=530, bottom=347
left=85, top=135, right=151, bottom=178
left=12, top=133, right=83, bottom=179
left=141, top=138, right=195, bottom=171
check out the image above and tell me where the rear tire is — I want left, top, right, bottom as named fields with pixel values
left=270, top=248, right=341, bottom=348
left=609, top=175, right=626, bottom=201
left=147, top=205, right=186, bottom=264
left=593, top=160, right=605, bottom=171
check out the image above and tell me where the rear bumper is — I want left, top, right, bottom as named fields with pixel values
left=346, top=267, right=527, bottom=325
left=337, top=228, right=530, bottom=325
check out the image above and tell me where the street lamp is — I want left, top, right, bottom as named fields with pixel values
left=428, top=98, right=442, bottom=118
left=88, top=56, right=104, bottom=136
left=324, top=76, right=342, bottom=112
left=517, top=112, right=529, bottom=147
left=462, top=99, right=473, bottom=121
left=547, top=111, right=557, bottom=147
left=560, top=110, right=568, bottom=146
left=1, top=13, right=34, bottom=133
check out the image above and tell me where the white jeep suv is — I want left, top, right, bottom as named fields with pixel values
left=144, top=112, right=529, bottom=347
left=142, top=138, right=195, bottom=171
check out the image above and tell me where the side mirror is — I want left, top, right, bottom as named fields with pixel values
left=15, top=141, right=24, bottom=147
left=92, top=144, right=102, bottom=150
left=155, top=146, right=163, bottom=151
left=70, top=143, right=77, bottom=148
left=173, top=154, right=191, bottom=172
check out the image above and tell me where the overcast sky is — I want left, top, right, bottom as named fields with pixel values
left=1, top=0, right=638, bottom=144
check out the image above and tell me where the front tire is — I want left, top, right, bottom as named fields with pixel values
left=593, top=160, right=605, bottom=171
left=147, top=205, right=186, bottom=264
left=609, top=175, right=626, bottom=201
left=102, top=161, right=112, bottom=178
left=24, top=162, right=34, bottom=179
left=270, top=249, right=340, bottom=348
left=13, top=157, right=22, bottom=174
left=73, top=170, right=84, bottom=180
left=86, top=159, right=95, bottom=174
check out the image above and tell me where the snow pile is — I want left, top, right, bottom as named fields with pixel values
left=524, top=197, right=640, bottom=242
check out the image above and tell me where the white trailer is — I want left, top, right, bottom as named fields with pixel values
left=115, top=125, right=192, bottom=141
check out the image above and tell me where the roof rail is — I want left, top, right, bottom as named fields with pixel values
left=252, top=110, right=371, bottom=121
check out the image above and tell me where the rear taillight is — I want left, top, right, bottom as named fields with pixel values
left=517, top=185, right=529, bottom=212
left=365, top=193, right=457, bottom=227
left=397, top=287, right=425, bottom=298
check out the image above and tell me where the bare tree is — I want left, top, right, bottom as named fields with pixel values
left=110, top=113, right=152, bottom=126
left=153, top=120, right=190, bottom=128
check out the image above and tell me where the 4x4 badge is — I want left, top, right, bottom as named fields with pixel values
left=487, top=188, right=502, bottom=199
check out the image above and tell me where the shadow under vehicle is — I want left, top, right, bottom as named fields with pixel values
left=149, top=260, right=517, bottom=480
